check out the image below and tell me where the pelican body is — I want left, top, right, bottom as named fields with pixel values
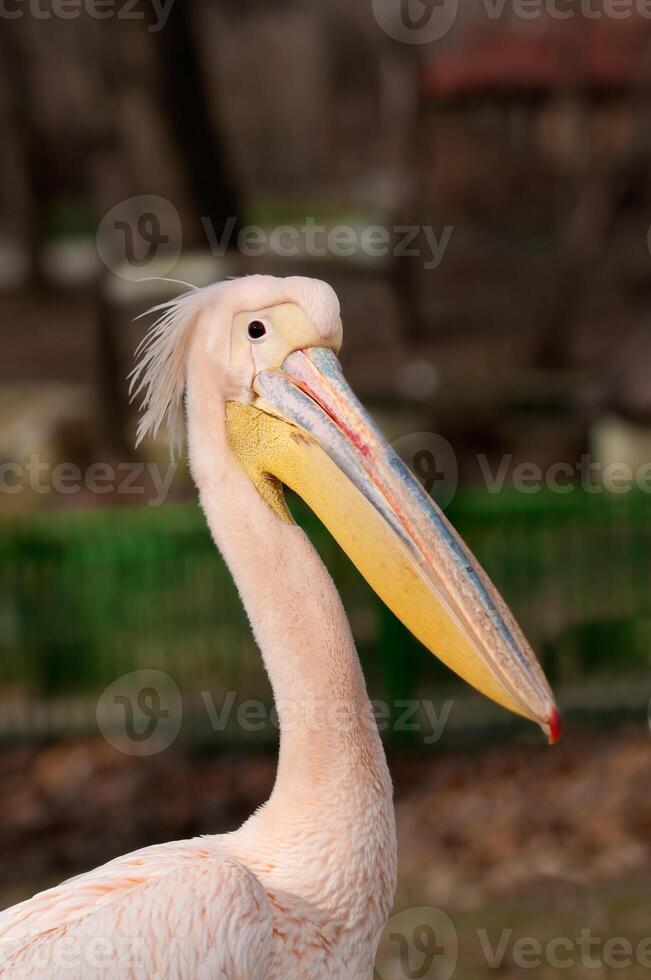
left=0, top=276, right=560, bottom=978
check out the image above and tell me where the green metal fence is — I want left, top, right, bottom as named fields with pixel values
left=0, top=490, right=649, bottom=740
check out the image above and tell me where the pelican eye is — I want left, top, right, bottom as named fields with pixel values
left=247, top=320, right=269, bottom=343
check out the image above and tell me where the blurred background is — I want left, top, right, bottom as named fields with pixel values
left=1, top=1, right=650, bottom=976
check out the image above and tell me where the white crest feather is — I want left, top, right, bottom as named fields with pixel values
left=129, top=284, right=204, bottom=458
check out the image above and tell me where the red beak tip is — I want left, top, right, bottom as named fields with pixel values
left=547, top=707, right=563, bottom=745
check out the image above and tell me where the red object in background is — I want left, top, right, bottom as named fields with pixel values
left=423, top=17, right=651, bottom=98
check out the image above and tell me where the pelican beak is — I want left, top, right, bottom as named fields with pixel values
left=227, top=346, right=561, bottom=743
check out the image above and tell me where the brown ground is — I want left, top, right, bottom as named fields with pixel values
left=1, top=722, right=649, bottom=978
left=3, top=723, right=649, bottom=906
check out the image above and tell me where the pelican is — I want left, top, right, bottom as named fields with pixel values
left=0, top=276, right=560, bottom=978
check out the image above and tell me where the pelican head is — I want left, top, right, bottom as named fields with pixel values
left=132, top=274, right=561, bottom=743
